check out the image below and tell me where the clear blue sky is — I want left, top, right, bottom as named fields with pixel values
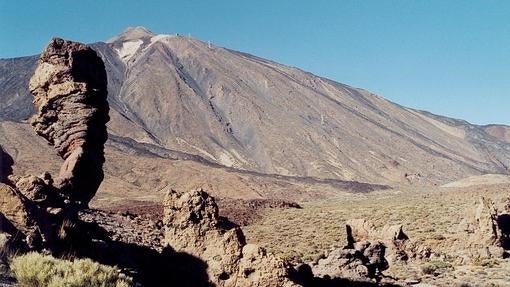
left=1, top=0, right=509, bottom=125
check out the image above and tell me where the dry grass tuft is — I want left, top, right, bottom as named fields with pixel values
left=10, top=252, right=132, bottom=287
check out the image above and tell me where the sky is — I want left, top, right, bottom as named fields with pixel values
left=1, top=0, right=509, bottom=125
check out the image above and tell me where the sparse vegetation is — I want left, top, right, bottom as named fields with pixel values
left=421, top=260, right=453, bottom=275
left=10, top=252, right=132, bottom=287
left=243, top=183, right=510, bottom=286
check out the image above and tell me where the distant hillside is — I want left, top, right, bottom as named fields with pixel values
left=483, top=124, right=510, bottom=144
left=441, top=174, right=510, bottom=188
left=1, top=27, right=509, bottom=191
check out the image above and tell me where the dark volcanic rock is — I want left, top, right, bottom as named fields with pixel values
left=0, top=146, right=13, bottom=183
left=28, top=38, right=109, bottom=206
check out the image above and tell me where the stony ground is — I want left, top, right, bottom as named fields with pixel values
left=84, top=181, right=510, bottom=286
left=243, top=183, right=510, bottom=286
left=3, top=181, right=509, bottom=286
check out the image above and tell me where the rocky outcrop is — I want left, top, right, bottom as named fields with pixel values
left=0, top=38, right=109, bottom=253
left=0, top=183, right=38, bottom=245
left=311, top=241, right=389, bottom=281
left=0, top=146, right=13, bottom=183
left=311, top=221, right=390, bottom=281
left=345, top=219, right=416, bottom=263
left=28, top=38, right=109, bottom=206
left=164, top=189, right=245, bottom=281
left=460, top=197, right=510, bottom=259
left=163, top=189, right=298, bottom=287
left=308, top=218, right=437, bottom=283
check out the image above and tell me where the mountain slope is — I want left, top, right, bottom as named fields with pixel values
left=0, top=121, right=385, bottom=206
left=1, top=27, right=509, bottom=187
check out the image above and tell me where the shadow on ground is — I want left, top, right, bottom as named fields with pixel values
left=68, top=221, right=211, bottom=287
left=67, top=220, right=403, bottom=287
left=498, top=214, right=510, bottom=251
left=290, top=264, right=401, bottom=287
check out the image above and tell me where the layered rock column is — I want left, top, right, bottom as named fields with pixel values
left=28, top=38, right=109, bottom=206
left=0, top=38, right=109, bottom=251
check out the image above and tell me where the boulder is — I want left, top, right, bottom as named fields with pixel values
left=0, top=183, right=39, bottom=247
left=236, top=244, right=298, bottom=287
left=460, top=197, right=510, bottom=259
left=346, top=219, right=414, bottom=263
left=163, top=189, right=244, bottom=278
left=312, top=222, right=389, bottom=281
left=345, top=219, right=378, bottom=245
left=163, top=189, right=299, bottom=287
left=29, top=37, right=109, bottom=206
left=14, top=175, right=49, bottom=202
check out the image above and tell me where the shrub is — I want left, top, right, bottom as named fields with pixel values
left=471, top=257, right=501, bottom=268
left=421, top=260, right=453, bottom=275
left=421, top=264, right=437, bottom=275
left=10, top=252, right=132, bottom=287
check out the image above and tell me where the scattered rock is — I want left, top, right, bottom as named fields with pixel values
left=345, top=219, right=416, bottom=264
left=312, top=222, right=389, bottom=281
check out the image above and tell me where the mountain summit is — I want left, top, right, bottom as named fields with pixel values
left=1, top=28, right=509, bottom=187
left=106, top=26, right=155, bottom=43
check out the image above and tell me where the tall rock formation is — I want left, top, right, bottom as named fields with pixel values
left=0, top=38, right=109, bottom=251
left=28, top=38, right=109, bottom=206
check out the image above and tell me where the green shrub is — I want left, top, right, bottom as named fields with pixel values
left=10, top=252, right=132, bottom=287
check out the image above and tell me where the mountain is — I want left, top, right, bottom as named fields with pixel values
left=1, top=27, right=509, bottom=198
left=482, top=124, right=510, bottom=144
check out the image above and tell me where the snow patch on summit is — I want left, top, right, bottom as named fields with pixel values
left=116, top=40, right=143, bottom=62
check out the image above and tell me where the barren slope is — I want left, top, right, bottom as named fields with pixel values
left=1, top=27, right=509, bottom=188
left=0, top=121, right=385, bottom=206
